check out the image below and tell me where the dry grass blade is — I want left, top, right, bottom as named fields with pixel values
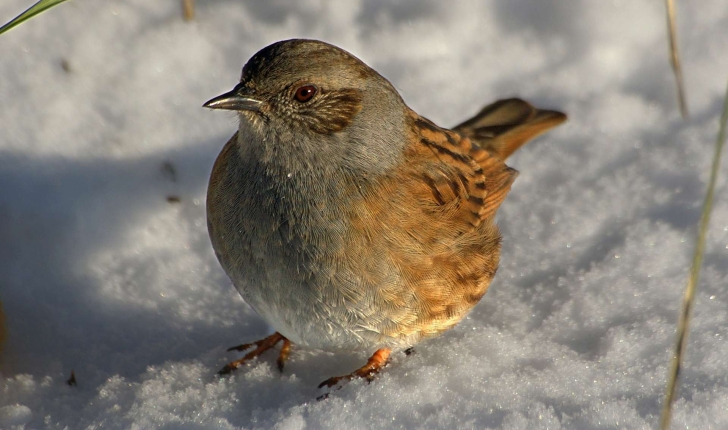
left=182, top=0, right=195, bottom=22
left=660, top=80, right=728, bottom=430
left=664, top=0, right=688, bottom=118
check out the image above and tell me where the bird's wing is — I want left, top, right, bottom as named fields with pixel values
left=405, top=112, right=519, bottom=228
left=342, top=112, right=512, bottom=342
left=340, top=103, right=565, bottom=344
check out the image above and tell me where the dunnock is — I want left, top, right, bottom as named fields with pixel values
left=204, top=39, right=566, bottom=389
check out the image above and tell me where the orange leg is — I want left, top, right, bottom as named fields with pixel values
left=218, top=332, right=290, bottom=375
left=277, top=339, right=292, bottom=372
left=318, top=348, right=392, bottom=388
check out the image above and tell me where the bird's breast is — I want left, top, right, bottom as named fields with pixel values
left=206, top=136, right=386, bottom=349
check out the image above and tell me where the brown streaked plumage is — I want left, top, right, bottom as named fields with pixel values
left=203, top=39, right=566, bottom=392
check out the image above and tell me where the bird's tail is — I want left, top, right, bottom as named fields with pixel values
left=453, top=98, right=567, bottom=161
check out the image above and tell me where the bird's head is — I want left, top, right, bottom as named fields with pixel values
left=204, top=39, right=408, bottom=174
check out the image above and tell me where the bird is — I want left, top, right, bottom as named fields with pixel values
left=203, top=39, right=566, bottom=389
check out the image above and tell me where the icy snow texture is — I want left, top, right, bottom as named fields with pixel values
left=1, top=0, right=727, bottom=429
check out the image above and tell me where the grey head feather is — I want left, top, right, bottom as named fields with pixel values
left=234, top=39, right=410, bottom=178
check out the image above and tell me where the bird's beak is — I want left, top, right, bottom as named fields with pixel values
left=203, top=83, right=262, bottom=112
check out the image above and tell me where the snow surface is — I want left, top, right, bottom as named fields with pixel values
left=1, top=0, right=727, bottom=428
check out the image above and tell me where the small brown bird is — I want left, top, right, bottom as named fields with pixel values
left=204, top=39, right=566, bottom=389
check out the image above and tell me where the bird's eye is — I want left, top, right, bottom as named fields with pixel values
left=294, top=85, right=317, bottom=102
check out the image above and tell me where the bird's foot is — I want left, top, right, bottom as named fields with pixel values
left=318, top=348, right=391, bottom=389
left=218, top=332, right=290, bottom=375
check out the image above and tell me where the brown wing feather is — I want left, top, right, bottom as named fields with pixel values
left=342, top=104, right=564, bottom=346
left=409, top=112, right=518, bottom=226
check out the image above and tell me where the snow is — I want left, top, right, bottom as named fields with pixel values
left=1, top=0, right=727, bottom=428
